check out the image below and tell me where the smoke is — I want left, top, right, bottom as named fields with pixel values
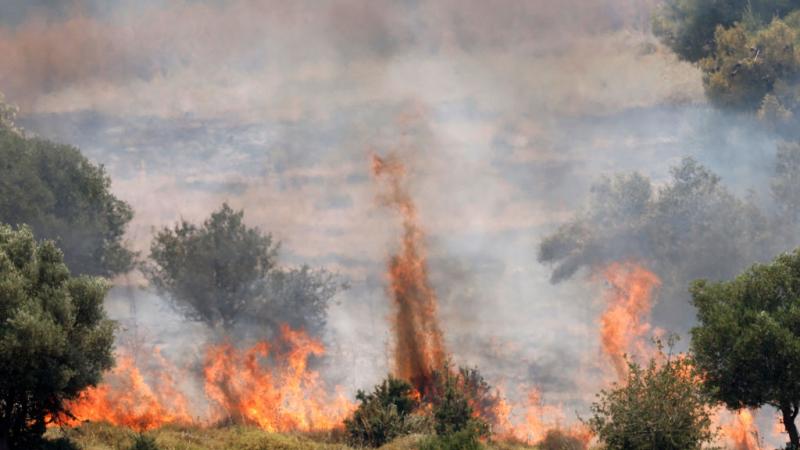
left=4, top=0, right=793, bottom=446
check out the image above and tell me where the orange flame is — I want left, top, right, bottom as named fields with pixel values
left=372, top=154, right=445, bottom=395
left=61, top=325, right=353, bottom=433
left=720, top=409, right=761, bottom=450
left=203, top=324, right=354, bottom=432
left=476, top=385, right=586, bottom=447
left=598, top=262, right=661, bottom=380
left=61, top=350, right=192, bottom=430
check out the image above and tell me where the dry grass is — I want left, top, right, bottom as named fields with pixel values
left=45, top=422, right=540, bottom=450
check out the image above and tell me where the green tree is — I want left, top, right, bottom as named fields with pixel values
left=653, top=0, right=798, bottom=63
left=586, top=339, right=715, bottom=450
left=425, top=364, right=489, bottom=442
left=691, top=248, right=800, bottom=449
left=147, top=203, right=342, bottom=335
left=344, top=376, right=423, bottom=447
left=701, top=15, right=800, bottom=112
left=0, top=125, right=134, bottom=277
left=147, top=203, right=278, bottom=331
left=0, top=225, right=115, bottom=449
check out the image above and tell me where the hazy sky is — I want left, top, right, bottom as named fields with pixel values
left=0, top=1, right=784, bottom=427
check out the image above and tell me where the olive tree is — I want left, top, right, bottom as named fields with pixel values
left=0, top=225, right=115, bottom=449
left=0, top=123, right=134, bottom=277
left=691, top=248, right=800, bottom=449
left=147, top=203, right=342, bottom=335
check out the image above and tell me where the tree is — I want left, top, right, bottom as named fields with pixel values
left=538, top=158, right=768, bottom=326
left=426, top=363, right=489, bottom=440
left=0, top=225, right=115, bottom=449
left=147, top=203, right=278, bottom=331
left=691, top=248, right=800, bottom=449
left=653, top=0, right=798, bottom=63
left=701, top=15, right=800, bottom=112
left=586, top=339, right=715, bottom=450
left=0, top=125, right=134, bottom=277
left=147, top=203, right=342, bottom=335
left=344, top=376, right=423, bottom=447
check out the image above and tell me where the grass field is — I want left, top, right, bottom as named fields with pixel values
left=45, top=422, right=541, bottom=450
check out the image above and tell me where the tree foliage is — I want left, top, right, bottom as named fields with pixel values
left=691, top=248, right=800, bottom=448
left=0, top=225, right=115, bottom=449
left=587, top=340, right=715, bottom=450
left=344, top=376, right=423, bottom=448
left=425, top=363, right=490, bottom=443
left=538, top=158, right=770, bottom=325
left=653, top=0, right=798, bottom=63
left=147, top=203, right=342, bottom=335
left=0, top=125, right=134, bottom=277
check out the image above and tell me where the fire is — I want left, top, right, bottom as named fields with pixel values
left=61, top=350, right=192, bottom=430
left=372, top=154, right=445, bottom=394
left=203, top=324, right=354, bottom=432
left=491, top=387, right=590, bottom=447
left=61, top=325, right=353, bottom=433
left=597, top=262, right=661, bottom=380
left=720, top=409, right=761, bottom=450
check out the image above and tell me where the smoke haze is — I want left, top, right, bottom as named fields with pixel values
left=1, top=0, right=788, bottom=443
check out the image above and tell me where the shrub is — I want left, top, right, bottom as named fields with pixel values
left=426, top=363, right=490, bottom=438
left=418, top=427, right=483, bottom=450
left=538, top=429, right=586, bottom=450
left=586, top=338, right=715, bottom=450
left=128, top=434, right=160, bottom=450
left=344, top=376, right=423, bottom=447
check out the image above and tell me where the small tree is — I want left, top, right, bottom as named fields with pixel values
left=426, top=363, right=490, bottom=445
left=344, top=376, right=422, bottom=447
left=587, top=339, right=715, bottom=450
left=691, top=249, right=800, bottom=449
left=147, top=203, right=342, bottom=336
left=0, top=225, right=115, bottom=449
left=147, top=203, right=278, bottom=331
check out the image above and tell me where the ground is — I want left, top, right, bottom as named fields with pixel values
left=45, top=423, right=540, bottom=450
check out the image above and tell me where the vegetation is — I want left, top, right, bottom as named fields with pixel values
left=586, top=339, right=715, bottom=450
left=45, top=422, right=540, bottom=450
left=537, top=429, right=585, bottom=450
left=146, top=203, right=342, bottom=335
left=427, top=365, right=489, bottom=440
left=0, top=225, right=115, bottom=449
left=691, top=249, right=800, bottom=449
left=0, top=121, right=134, bottom=277
left=344, top=376, right=423, bottom=447
left=129, top=433, right=160, bottom=450
left=653, top=0, right=798, bottom=63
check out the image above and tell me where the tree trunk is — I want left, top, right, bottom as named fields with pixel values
left=782, top=402, right=800, bottom=450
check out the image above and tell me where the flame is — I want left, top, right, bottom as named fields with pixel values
left=61, top=351, right=192, bottom=430
left=598, top=262, right=661, bottom=380
left=203, top=324, right=355, bottom=432
left=719, top=409, right=761, bottom=450
left=483, top=386, right=589, bottom=447
left=61, top=325, right=353, bottom=433
left=372, top=154, right=445, bottom=394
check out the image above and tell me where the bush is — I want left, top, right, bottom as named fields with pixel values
left=344, top=376, right=424, bottom=447
left=128, top=434, right=159, bottom=450
left=426, top=364, right=490, bottom=438
left=538, top=429, right=586, bottom=450
left=586, top=338, right=715, bottom=450
left=418, top=427, right=483, bottom=450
